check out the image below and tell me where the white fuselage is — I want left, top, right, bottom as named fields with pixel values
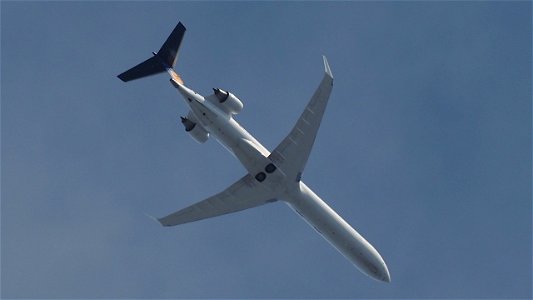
left=174, top=81, right=390, bottom=282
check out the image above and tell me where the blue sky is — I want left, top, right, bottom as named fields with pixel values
left=1, top=1, right=531, bottom=298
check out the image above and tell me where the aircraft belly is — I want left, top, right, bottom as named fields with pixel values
left=207, top=117, right=272, bottom=172
left=284, top=182, right=390, bottom=282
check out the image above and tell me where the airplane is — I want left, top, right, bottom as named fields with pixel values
left=118, top=21, right=391, bottom=283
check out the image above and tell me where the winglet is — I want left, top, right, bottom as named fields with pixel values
left=144, top=212, right=164, bottom=226
left=323, top=55, right=333, bottom=79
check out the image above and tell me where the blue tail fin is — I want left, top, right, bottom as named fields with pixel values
left=118, top=22, right=186, bottom=82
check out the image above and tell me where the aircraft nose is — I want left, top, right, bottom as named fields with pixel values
left=360, top=248, right=391, bottom=283
left=379, top=263, right=391, bottom=283
left=373, top=255, right=391, bottom=283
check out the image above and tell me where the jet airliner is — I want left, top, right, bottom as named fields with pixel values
left=118, top=22, right=390, bottom=283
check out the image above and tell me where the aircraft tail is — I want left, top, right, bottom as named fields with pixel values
left=118, top=22, right=186, bottom=82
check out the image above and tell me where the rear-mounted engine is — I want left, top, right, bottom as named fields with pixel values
left=180, top=116, right=209, bottom=143
left=213, top=88, right=244, bottom=115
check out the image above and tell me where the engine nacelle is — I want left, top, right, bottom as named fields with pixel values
left=213, top=88, right=244, bottom=115
left=180, top=116, right=209, bottom=143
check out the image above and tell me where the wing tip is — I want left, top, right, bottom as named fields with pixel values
left=144, top=212, right=167, bottom=226
left=322, top=55, right=333, bottom=79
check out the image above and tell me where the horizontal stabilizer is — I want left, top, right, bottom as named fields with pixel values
left=158, top=22, right=186, bottom=68
left=118, top=56, right=166, bottom=82
left=117, top=22, right=186, bottom=82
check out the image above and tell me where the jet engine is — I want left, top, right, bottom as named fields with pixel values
left=212, top=88, right=243, bottom=115
left=180, top=116, right=209, bottom=143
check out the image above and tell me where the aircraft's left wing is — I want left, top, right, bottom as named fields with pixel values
left=158, top=174, right=276, bottom=226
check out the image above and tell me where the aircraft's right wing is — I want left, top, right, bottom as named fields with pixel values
left=269, top=56, right=334, bottom=182
left=158, top=174, right=276, bottom=226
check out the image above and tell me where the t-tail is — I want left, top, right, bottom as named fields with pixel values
left=118, top=22, right=186, bottom=82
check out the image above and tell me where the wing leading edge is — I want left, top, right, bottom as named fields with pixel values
left=158, top=174, right=276, bottom=226
left=269, top=56, right=334, bottom=181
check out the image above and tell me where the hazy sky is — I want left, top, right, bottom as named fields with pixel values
left=1, top=2, right=531, bottom=298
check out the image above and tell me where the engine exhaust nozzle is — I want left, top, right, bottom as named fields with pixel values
left=213, top=88, right=229, bottom=103
left=180, top=116, right=196, bottom=132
